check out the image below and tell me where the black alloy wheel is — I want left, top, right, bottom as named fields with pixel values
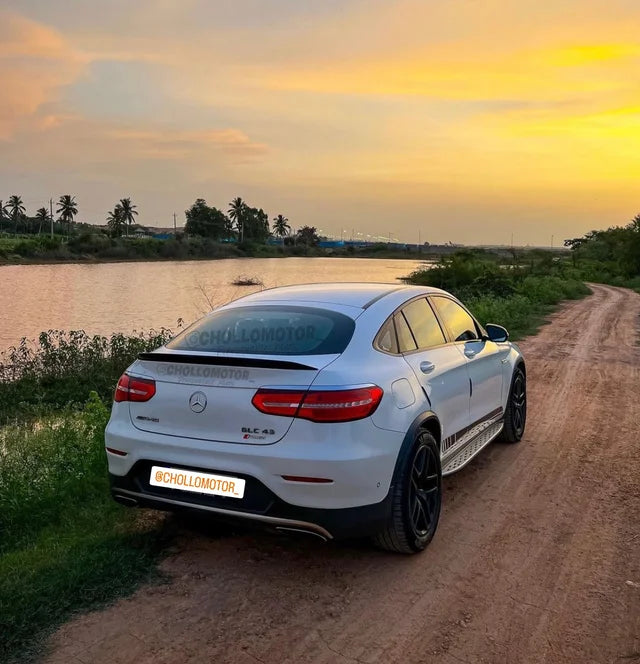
left=500, top=366, right=527, bottom=443
left=373, top=430, right=442, bottom=553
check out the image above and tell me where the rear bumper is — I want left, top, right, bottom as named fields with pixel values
left=106, top=413, right=403, bottom=509
left=109, top=465, right=393, bottom=540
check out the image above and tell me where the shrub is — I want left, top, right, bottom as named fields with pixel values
left=0, top=329, right=173, bottom=423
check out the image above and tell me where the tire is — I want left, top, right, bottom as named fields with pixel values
left=499, top=365, right=527, bottom=443
left=373, top=430, right=442, bottom=554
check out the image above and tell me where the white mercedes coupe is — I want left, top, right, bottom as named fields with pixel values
left=106, top=283, right=526, bottom=553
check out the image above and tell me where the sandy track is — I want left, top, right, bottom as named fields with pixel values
left=44, top=285, right=640, bottom=664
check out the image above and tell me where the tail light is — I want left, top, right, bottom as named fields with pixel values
left=252, top=386, right=383, bottom=423
left=114, top=373, right=156, bottom=402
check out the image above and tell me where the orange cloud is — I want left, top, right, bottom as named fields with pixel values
left=0, top=12, right=86, bottom=139
left=106, top=127, right=268, bottom=160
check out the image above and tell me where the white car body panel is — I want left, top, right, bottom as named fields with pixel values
left=127, top=354, right=337, bottom=444
left=401, top=345, right=472, bottom=440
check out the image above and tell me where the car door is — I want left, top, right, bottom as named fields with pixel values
left=396, top=297, right=471, bottom=444
left=429, top=295, right=506, bottom=427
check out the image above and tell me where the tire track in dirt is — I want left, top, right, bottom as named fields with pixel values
left=43, top=285, right=640, bottom=664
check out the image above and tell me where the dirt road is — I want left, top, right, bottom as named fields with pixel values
left=45, top=284, right=639, bottom=664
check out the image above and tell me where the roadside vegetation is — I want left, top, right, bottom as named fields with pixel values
left=406, top=215, right=640, bottom=337
left=564, top=214, right=640, bottom=292
left=405, top=249, right=590, bottom=338
left=0, top=330, right=174, bottom=662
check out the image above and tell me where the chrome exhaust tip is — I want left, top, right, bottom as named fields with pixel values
left=113, top=493, right=139, bottom=507
left=275, top=526, right=328, bottom=541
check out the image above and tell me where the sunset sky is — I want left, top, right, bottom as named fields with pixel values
left=1, top=0, right=639, bottom=245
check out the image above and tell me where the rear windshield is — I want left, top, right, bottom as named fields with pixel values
left=166, top=305, right=356, bottom=356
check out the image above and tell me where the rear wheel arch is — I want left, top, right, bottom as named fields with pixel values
left=420, top=417, right=441, bottom=453
left=391, top=411, right=441, bottom=487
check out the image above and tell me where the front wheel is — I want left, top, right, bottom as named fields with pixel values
left=373, top=430, right=442, bottom=554
left=500, top=365, right=527, bottom=443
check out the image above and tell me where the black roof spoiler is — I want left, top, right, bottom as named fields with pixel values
left=137, top=352, right=317, bottom=371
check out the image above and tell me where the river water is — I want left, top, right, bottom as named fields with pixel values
left=0, top=257, right=426, bottom=351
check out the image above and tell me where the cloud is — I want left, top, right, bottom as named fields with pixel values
left=105, top=127, right=268, bottom=160
left=0, top=11, right=86, bottom=139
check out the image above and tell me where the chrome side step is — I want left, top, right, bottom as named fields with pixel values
left=441, top=420, right=504, bottom=476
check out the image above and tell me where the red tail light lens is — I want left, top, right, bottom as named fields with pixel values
left=298, top=387, right=383, bottom=422
left=251, top=389, right=305, bottom=417
left=114, top=374, right=156, bottom=402
left=252, top=386, right=383, bottom=423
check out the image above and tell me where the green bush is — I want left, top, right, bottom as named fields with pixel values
left=0, top=329, right=173, bottom=423
left=68, top=232, right=111, bottom=254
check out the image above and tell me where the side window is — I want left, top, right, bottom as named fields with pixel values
left=394, top=312, right=417, bottom=352
left=401, top=298, right=446, bottom=349
left=431, top=296, right=479, bottom=342
left=375, top=318, right=398, bottom=354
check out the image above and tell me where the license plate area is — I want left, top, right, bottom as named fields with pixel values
left=150, top=465, right=245, bottom=499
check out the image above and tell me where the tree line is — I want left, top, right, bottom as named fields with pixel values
left=564, top=213, right=640, bottom=279
left=184, top=196, right=318, bottom=245
left=0, top=193, right=320, bottom=245
left=0, top=195, right=78, bottom=235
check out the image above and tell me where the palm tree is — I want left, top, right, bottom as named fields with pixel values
left=228, top=197, right=246, bottom=242
left=119, top=198, right=138, bottom=237
left=107, top=204, right=125, bottom=237
left=7, top=195, right=26, bottom=235
left=272, top=214, right=290, bottom=243
left=57, top=195, right=78, bottom=236
left=35, top=207, right=51, bottom=235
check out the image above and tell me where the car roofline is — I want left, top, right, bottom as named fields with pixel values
left=218, top=282, right=416, bottom=311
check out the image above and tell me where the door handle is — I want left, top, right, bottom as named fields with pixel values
left=420, top=361, right=435, bottom=374
left=464, top=349, right=476, bottom=358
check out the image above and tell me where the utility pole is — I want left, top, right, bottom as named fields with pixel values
left=50, top=198, right=54, bottom=238
left=551, top=234, right=554, bottom=249
left=173, top=212, right=177, bottom=235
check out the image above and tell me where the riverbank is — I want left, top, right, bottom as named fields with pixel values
left=0, top=234, right=446, bottom=267
left=0, top=250, right=431, bottom=267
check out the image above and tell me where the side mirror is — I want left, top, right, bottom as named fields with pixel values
left=485, top=323, right=509, bottom=342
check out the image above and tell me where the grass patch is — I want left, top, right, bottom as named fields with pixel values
left=405, top=250, right=590, bottom=339
left=0, top=394, right=169, bottom=662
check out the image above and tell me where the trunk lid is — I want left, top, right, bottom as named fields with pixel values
left=127, top=352, right=337, bottom=444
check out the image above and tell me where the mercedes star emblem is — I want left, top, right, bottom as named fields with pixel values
left=189, top=391, right=207, bottom=413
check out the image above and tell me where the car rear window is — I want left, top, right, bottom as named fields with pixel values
left=166, top=305, right=356, bottom=356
